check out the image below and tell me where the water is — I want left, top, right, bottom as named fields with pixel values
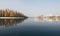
left=0, top=18, right=60, bottom=36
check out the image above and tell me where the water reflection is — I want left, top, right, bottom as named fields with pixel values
left=0, top=18, right=27, bottom=26
left=33, top=17, right=60, bottom=22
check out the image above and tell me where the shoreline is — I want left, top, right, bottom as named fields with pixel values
left=0, top=17, right=25, bottom=19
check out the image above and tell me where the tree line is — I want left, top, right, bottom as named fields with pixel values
left=0, top=9, right=26, bottom=17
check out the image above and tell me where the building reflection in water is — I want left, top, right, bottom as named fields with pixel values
left=0, top=18, right=27, bottom=26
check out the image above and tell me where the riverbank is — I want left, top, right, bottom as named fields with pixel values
left=0, top=17, right=26, bottom=19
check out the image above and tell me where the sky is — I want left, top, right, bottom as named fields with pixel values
left=0, top=0, right=60, bottom=17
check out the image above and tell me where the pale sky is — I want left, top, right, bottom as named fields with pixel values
left=0, top=0, right=60, bottom=17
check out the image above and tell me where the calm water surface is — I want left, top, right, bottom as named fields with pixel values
left=0, top=18, right=60, bottom=36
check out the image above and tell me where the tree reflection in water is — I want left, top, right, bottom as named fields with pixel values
left=0, top=18, right=27, bottom=26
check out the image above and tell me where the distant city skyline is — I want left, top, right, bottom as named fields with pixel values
left=0, top=0, right=60, bottom=17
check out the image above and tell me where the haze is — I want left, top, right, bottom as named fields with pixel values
left=0, top=0, right=60, bottom=17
